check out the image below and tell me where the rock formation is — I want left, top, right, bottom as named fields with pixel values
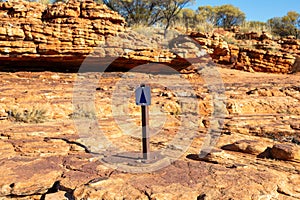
left=190, top=30, right=300, bottom=73
left=0, top=0, right=299, bottom=73
left=292, top=56, right=300, bottom=73
left=0, top=1, right=299, bottom=199
left=0, top=0, right=125, bottom=70
left=0, top=0, right=202, bottom=73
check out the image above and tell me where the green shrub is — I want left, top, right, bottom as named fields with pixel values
left=8, top=106, right=48, bottom=123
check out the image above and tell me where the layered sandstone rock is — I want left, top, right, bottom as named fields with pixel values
left=0, top=69, right=300, bottom=199
left=0, top=0, right=122, bottom=54
left=0, top=1, right=299, bottom=74
left=270, top=143, right=300, bottom=161
left=190, top=30, right=300, bottom=73
left=0, top=1, right=299, bottom=199
left=0, top=0, right=205, bottom=73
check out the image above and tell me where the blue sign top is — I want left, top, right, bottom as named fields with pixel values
left=135, top=85, right=151, bottom=106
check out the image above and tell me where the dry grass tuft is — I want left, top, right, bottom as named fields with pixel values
left=8, top=106, right=48, bottom=123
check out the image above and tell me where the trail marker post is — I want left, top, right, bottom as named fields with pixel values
left=135, top=84, right=151, bottom=159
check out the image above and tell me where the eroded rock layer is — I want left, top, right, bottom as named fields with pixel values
left=0, top=69, right=300, bottom=199
left=0, top=0, right=204, bottom=73
left=190, top=30, right=300, bottom=73
left=0, top=1, right=299, bottom=74
left=0, top=0, right=124, bottom=70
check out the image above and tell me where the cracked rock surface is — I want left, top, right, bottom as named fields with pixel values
left=0, top=67, right=299, bottom=199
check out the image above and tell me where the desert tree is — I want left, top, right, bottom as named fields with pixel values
left=196, top=5, right=216, bottom=25
left=214, top=4, right=245, bottom=28
left=196, top=4, right=245, bottom=29
left=102, top=0, right=194, bottom=32
left=102, top=0, right=163, bottom=26
left=282, top=11, right=300, bottom=37
left=177, top=8, right=196, bottom=32
left=159, top=0, right=194, bottom=33
left=268, top=11, right=300, bottom=38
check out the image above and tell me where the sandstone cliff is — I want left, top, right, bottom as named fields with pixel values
left=190, top=30, right=300, bottom=73
left=0, top=0, right=124, bottom=70
left=0, top=0, right=299, bottom=74
left=0, top=0, right=201, bottom=73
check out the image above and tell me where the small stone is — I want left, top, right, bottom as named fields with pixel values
left=45, top=191, right=69, bottom=200
left=222, top=140, right=267, bottom=155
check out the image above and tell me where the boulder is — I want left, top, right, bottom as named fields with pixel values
left=270, top=143, right=300, bottom=161
left=292, top=56, right=300, bottom=73
left=221, top=140, right=267, bottom=155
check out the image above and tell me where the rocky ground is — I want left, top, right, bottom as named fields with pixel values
left=0, top=1, right=299, bottom=200
left=0, top=66, right=299, bottom=200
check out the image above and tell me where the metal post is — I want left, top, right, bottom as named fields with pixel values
left=141, top=105, right=150, bottom=159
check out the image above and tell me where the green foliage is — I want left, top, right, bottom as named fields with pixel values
left=176, top=7, right=217, bottom=32
left=214, top=4, right=245, bottom=28
left=102, top=0, right=161, bottom=26
left=160, top=0, right=194, bottom=32
left=196, top=5, right=216, bottom=24
left=177, top=8, right=196, bottom=31
left=267, top=11, right=300, bottom=38
left=196, top=4, right=245, bottom=29
left=8, top=106, right=48, bottom=123
left=102, top=0, right=194, bottom=31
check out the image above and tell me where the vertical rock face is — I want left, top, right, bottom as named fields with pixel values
left=0, top=0, right=298, bottom=73
left=292, top=56, right=300, bottom=73
left=0, top=0, right=127, bottom=69
left=0, top=0, right=199, bottom=72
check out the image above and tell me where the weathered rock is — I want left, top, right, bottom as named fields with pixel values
left=0, top=157, right=62, bottom=196
left=0, top=68, right=299, bottom=199
left=0, top=0, right=126, bottom=69
left=0, top=1, right=207, bottom=73
left=0, top=104, right=8, bottom=120
left=74, top=178, right=149, bottom=200
left=260, top=31, right=273, bottom=40
left=292, top=56, right=300, bottom=73
left=0, top=2, right=299, bottom=199
left=190, top=30, right=299, bottom=73
left=221, top=140, right=268, bottom=155
left=43, top=1, right=81, bottom=19
left=270, top=143, right=300, bottom=161
left=235, top=31, right=260, bottom=40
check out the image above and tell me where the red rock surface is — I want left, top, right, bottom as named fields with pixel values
left=0, top=0, right=299, bottom=74
left=0, top=68, right=299, bottom=199
left=0, top=0, right=199, bottom=73
left=190, top=30, right=300, bottom=73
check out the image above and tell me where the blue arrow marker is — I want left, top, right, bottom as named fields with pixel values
left=140, top=89, right=147, bottom=104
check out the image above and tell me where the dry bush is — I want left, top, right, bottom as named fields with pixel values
left=69, top=104, right=96, bottom=119
left=8, top=106, right=48, bottom=123
left=239, top=21, right=272, bottom=35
